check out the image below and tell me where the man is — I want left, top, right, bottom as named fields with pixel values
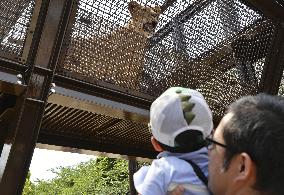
left=172, top=94, right=284, bottom=195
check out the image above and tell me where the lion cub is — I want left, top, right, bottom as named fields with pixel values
left=65, top=1, right=161, bottom=89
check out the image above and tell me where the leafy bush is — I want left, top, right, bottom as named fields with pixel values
left=23, top=157, right=130, bottom=195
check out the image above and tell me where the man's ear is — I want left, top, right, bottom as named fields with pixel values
left=234, top=152, right=256, bottom=183
left=151, top=137, right=163, bottom=152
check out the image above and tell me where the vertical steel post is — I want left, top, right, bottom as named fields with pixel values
left=0, top=0, right=73, bottom=193
left=128, top=159, right=138, bottom=195
left=260, top=22, right=284, bottom=94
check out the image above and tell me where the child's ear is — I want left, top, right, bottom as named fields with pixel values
left=128, top=1, right=140, bottom=14
left=151, top=137, right=163, bottom=152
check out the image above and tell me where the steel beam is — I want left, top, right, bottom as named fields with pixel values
left=54, top=74, right=153, bottom=109
left=242, top=0, right=284, bottom=21
left=0, top=99, right=45, bottom=194
left=47, top=88, right=149, bottom=124
left=0, top=0, right=50, bottom=192
left=0, top=0, right=72, bottom=194
left=0, top=122, right=8, bottom=156
left=37, top=131, right=157, bottom=159
left=128, top=159, right=138, bottom=195
left=260, top=22, right=284, bottom=94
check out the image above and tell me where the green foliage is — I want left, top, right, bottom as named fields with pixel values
left=23, top=157, right=130, bottom=195
left=23, top=172, right=35, bottom=195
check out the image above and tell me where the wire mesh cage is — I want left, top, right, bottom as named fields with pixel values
left=59, top=0, right=163, bottom=90
left=0, top=0, right=35, bottom=62
left=141, top=0, right=275, bottom=121
left=0, top=0, right=281, bottom=158
left=58, top=0, right=276, bottom=121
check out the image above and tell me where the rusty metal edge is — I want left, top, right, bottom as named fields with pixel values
left=48, top=94, right=149, bottom=124
left=53, top=73, right=153, bottom=110
left=35, top=143, right=153, bottom=162
left=0, top=80, right=26, bottom=96
left=47, top=91, right=150, bottom=124
left=37, top=131, right=157, bottom=159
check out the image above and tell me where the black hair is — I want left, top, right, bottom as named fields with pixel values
left=157, top=130, right=206, bottom=153
left=222, top=93, right=284, bottom=195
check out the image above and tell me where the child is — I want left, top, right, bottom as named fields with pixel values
left=134, top=87, right=213, bottom=195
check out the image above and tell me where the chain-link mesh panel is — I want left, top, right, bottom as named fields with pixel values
left=59, top=0, right=276, bottom=121
left=142, top=0, right=275, bottom=121
left=60, top=0, right=161, bottom=90
left=60, top=1, right=204, bottom=89
left=0, top=0, right=35, bottom=61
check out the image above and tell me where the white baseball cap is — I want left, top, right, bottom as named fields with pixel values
left=149, top=87, right=213, bottom=147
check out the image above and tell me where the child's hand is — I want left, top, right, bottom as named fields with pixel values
left=168, top=185, right=185, bottom=195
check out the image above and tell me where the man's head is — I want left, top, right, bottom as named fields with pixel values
left=149, top=87, right=213, bottom=153
left=208, top=94, right=284, bottom=195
